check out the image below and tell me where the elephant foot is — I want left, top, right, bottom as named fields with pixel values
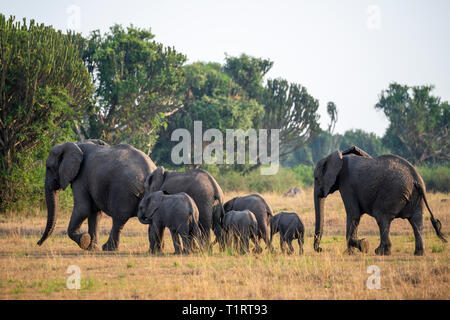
left=414, top=248, right=424, bottom=256
left=102, top=241, right=119, bottom=251
left=358, top=238, right=370, bottom=253
left=79, top=233, right=91, bottom=250
left=375, top=245, right=391, bottom=256
left=345, top=247, right=356, bottom=255
left=87, top=242, right=100, bottom=251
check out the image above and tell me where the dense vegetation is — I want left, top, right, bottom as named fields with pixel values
left=0, top=14, right=448, bottom=213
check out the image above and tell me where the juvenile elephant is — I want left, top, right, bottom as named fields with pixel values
left=37, top=140, right=156, bottom=251
left=145, top=167, right=225, bottom=247
left=270, top=212, right=305, bottom=255
left=313, top=146, right=447, bottom=256
left=223, top=194, right=273, bottom=250
left=222, top=210, right=262, bottom=254
left=137, top=191, right=202, bottom=254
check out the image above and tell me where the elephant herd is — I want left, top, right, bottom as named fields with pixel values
left=37, top=140, right=446, bottom=256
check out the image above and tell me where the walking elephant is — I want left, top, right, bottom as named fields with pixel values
left=145, top=167, right=225, bottom=247
left=270, top=212, right=305, bottom=255
left=222, top=210, right=262, bottom=254
left=223, top=194, right=274, bottom=250
left=137, top=191, right=202, bottom=254
left=37, top=140, right=156, bottom=251
left=313, top=146, right=446, bottom=256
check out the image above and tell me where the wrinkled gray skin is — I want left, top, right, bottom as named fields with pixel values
left=314, top=146, right=447, bottom=256
left=146, top=167, right=225, bottom=248
left=137, top=191, right=202, bottom=254
left=223, top=194, right=273, bottom=250
left=37, top=139, right=156, bottom=251
left=270, top=212, right=304, bottom=255
left=222, top=210, right=262, bottom=254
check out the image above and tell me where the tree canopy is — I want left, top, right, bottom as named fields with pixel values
left=82, top=24, right=186, bottom=152
left=375, top=83, right=449, bottom=164
left=0, top=15, right=93, bottom=209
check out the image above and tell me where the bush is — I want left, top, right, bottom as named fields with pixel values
left=215, top=165, right=312, bottom=193
left=417, top=165, right=450, bottom=193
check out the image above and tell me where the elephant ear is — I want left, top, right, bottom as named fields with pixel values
left=144, top=173, right=153, bottom=194
left=148, top=191, right=164, bottom=219
left=149, top=167, right=166, bottom=192
left=321, top=150, right=343, bottom=197
left=223, top=198, right=235, bottom=213
left=342, top=145, right=372, bottom=158
left=50, top=142, right=83, bottom=190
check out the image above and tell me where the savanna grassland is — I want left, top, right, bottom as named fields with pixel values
left=0, top=189, right=448, bottom=300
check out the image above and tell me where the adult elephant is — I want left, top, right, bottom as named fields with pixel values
left=313, top=146, right=447, bottom=256
left=223, top=194, right=274, bottom=250
left=37, top=139, right=156, bottom=251
left=145, top=167, right=225, bottom=247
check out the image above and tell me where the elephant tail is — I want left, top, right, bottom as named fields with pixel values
left=415, top=182, right=447, bottom=243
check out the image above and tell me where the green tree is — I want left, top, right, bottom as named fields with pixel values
left=223, top=53, right=273, bottom=100
left=224, top=54, right=321, bottom=166
left=82, top=24, right=186, bottom=152
left=339, top=129, right=389, bottom=157
left=152, top=62, right=263, bottom=167
left=376, top=83, right=449, bottom=164
left=0, top=15, right=93, bottom=211
left=261, top=78, right=320, bottom=159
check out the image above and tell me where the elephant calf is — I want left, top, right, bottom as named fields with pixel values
left=221, top=210, right=262, bottom=254
left=223, top=194, right=273, bottom=250
left=270, top=212, right=305, bottom=255
left=137, top=191, right=202, bottom=255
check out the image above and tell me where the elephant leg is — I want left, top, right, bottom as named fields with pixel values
left=102, top=217, right=128, bottom=251
left=87, top=211, right=102, bottom=251
left=170, top=230, right=182, bottom=255
left=287, top=238, right=295, bottom=255
left=67, top=208, right=91, bottom=250
left=233, top=233, right=240, bottom=253
left=149, top=225, right=156, bottom=253
left=343, top=195, right=368, bottom=254
left=251, top=232, right=262, bottom=254
left=408, top=212, right=424, bottom=256
left=242, top=236, right=250, bottom=254
left=181, top=233, right=191, bottom=255
left=375, top=215, right=393, bottom=255
left=345, top=214, right=368, bottom=254
left=261, top=223, right=273, bottom=251
left=153, top=224, right=165, bottom=254
left=298, top=237, right=304, bottom=255
left=280, top=236, right=286, bottom=254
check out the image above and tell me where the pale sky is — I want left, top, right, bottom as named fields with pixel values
left=2, top=0, right=449, bottom=136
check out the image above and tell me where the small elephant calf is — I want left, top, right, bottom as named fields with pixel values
left=137, top=191, right=202, bottom=254
left=222, top=210, right=262, bottom=254
left=270, top=212, right=305, bottom=254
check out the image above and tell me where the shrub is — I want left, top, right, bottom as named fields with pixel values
left=417, top=165, right=450, bottom=193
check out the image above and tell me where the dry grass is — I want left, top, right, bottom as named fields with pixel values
left=0, top=189, right=449, bottom=299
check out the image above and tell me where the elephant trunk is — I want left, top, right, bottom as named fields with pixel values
left=137, top=210, right=149, bottom=225
left=314, top=185, right=325, bottom=252
left=37, top=173, right=59, bottom=246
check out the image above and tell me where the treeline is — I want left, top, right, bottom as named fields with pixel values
left=0, top=16, right=449, bottom=212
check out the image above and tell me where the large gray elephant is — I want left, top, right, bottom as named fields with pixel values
left=269, top=212, right=304, bottom=255
left=222, top=210, right=262, bottom=254
left=137, top=191, right=202, bottom=254
left=145, top=167, right=225, bottom=247
left=313, top=146, right=447, bottom=256
left=223, top=194, right=274, bottom=250
left=37, top=140, right=156, bottom=251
